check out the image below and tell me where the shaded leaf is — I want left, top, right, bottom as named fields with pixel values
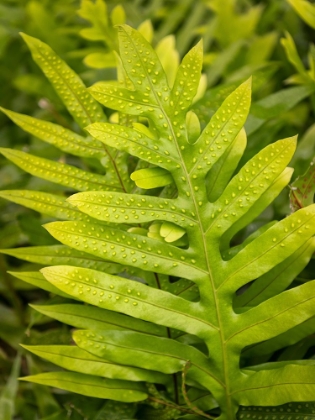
left=31, top=302, right=167, bottom=336
left=287, top=0, right=315, bottom=29
left=0, top=354, right=21, bottom=420
left=8, top=271, right=72, bottom=298
left=20, top=371, right=148, bottom=402
left=73, top=330, right=223, bottom=392
left=43, top=220, right=206, bottom=280
left=22, top=345, right=168, bottom=384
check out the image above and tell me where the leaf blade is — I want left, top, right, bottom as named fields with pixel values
left=22, top=345, right=168, bottom=384
left=0, top=107, right=105, bottom=159
left=31, top=302, right=167, bottom=336
left=0, top=355, right=21, bottom=420
left=228, top=280, right=315, bottom=347
left=0, top=149, right=120, bottom=192
left=0, top=190, right=92, bottom=221
left=73, top=329, right=223, bottom=393
left=221, top=205, right=315, bottom=291
left=68, top=191, right=196, bottom=227
left=1, top=245, right=121, bottom=273
left=41, top=265, right=216, bottom=338
left=21, top=33, right=107, bottom=128
left=44, top=220, right=207, bottom=280
left=189, top=78, right=252, bottom=175
left=20, top=371, right=148, bottom=402
left=234, top=365, right=315, bottom=406
left=85, top=122, right=179, bottom=171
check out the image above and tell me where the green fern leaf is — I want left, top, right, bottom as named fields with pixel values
left=0, top=355, right=21, bottom=420
left=0, top=107, right=106, bottom=159
left=30, top=303, right=168, bottom=337
left=21, top=345, right=168, bottom=384
left=0, top=245, right=121, bottom=272
left=235, top=238, right=315, bottom=307
left=287, top=0, right=315, bottom=29
left=0, top=190, right=93, bottom=221
left=86, top=123, right=180, bottom=171
left=0, top=149, right=121, bottom=192
left=243, top=316, right=315, bottom=359
left=206, top=128, right=247, bottom=202
left=130, top=167, right=174, bottom=189
left=5, top=24, right=315, bottom=418
left=72, top=330, right=218, bottom=389
left=77, top=0, right=118, bottom=46
left=20, top=372, right=148, bottom=402
left=8, top=271, right=72, bottom=298
left=20, top=33, right=107, bottom=128
left=36, top=26, right=315, bottom=417
left=15, top=35, right=132, bottom=192
left=67, top=191, right=195, bottom=226
left=41, top=265, right=212, bottom=338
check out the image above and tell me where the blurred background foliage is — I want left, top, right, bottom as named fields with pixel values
left=1, top=0, right=315, bottom=418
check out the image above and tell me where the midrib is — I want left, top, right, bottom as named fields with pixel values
left=131, top=35, right=234, bottom=415
left=161, top=109, right=233, bottom=418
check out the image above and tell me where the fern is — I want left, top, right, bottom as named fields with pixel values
left=2, top=24, right=315, bottom=419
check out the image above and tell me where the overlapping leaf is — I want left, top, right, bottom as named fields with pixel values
left=0, top=149, right=120, bottom=192
left=22, top=344, right=168, bottom=384
left=1, top=244, right=121, bottom=272
left=287, top=0, right=315, bottom=29
left=0, top=107, right=106, bottom=159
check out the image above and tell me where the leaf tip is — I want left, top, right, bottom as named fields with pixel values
left=244, top=75, right=253, bottom=89
left=195, top=38, right=204, bottom=51
left=66, top=193, right=82, bottom=206
left=0, top=190, right=11, bottom=200
left=116, top=23, right=132, bottom=33
left=286, top=134, right=298, bottom=151
left=19, top=343, right=28, bottom=351
left=19, top=32, right=36, bottom=47
left=39, top=266, right=58, bottom=283
left=0, top=106, right=8, bottom=115
left=87, top=83, right=103, bottom=98
left=42, top=221, right=57, bottom=234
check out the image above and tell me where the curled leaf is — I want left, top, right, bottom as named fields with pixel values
left=130, top=167, right=173, bottom=189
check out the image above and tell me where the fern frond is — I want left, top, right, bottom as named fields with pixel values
left=4, top=24, right=315, bottom=419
